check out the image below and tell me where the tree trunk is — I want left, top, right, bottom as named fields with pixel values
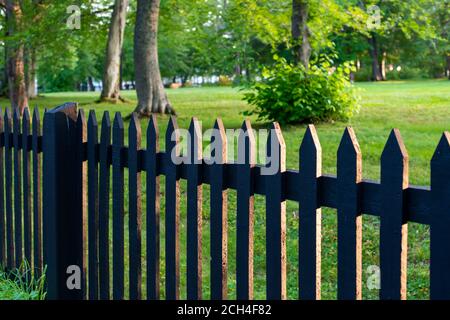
left=6, top=0, right=28, bottom=114
left=292, top=0, right=311, bottom=69
left=447, top=54, right=450, bottom=80
left=134, top=0, right=174, bottom=116
left=25, top=47, right=37, bottom=99
left=88, top=76, right=95, bottom=91
left=100, top=0, right=129, bottom=102
left=380, top=51, right=387, bottom=81
left=368, top=33, right=383, bottom=81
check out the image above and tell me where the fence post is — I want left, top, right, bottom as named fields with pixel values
left=43, top=103, right=84, bottom=300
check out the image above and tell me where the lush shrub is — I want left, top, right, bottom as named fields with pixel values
left=243, top=55, right=360, bottom=124
left=218, top=75, right=232, bottom=86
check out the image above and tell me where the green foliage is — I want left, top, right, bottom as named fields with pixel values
left=0, top=263, right=47, bottom=300
left=243, top=55, right=361, bottom=124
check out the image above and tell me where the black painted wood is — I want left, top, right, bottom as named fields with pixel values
left=0, top=109, right=4, bottom=265
left=187, top=118, right=203, bottom=300
left=146, top=115, right=160, bottom=300
left=380, top=129, right=408, bottom=300
left=265, top=123, right=286, bottom=300
left=337, top=128, right=362, bottom=300
left=165, top=116, right=181, bottom=300
left=87, top=111, right=99, bottom=300
left=210, top=119, right=228, bottom=300
left=236, top=120, right=256, bottom=300
left=112, top=113, right=125, bottom=300
left=22, top=108, right=32, bottom=265
left=76, top=110, right=87, bottom=299
left=32, top=108, right=42, bottom=274
left=129, top=113, right=142, bottom=300
left=98, top=112, right=111, bottom=300
left=43, top=103, right=84, bottom=300
left=430, top=132, right=450, bottom=299
left=299, top=125, right=322, bottom=300
left=13, top=109, right=22, bottom=267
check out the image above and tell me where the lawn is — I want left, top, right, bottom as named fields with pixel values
left=1, top=79, right=449, bottom=300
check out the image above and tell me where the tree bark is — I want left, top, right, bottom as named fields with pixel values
left=447, top=54, right=450, bottom=80
left=88, top=76, right=95, bottom=92
left=25, top=47, right=37, bottom=99
left=380, top=51, right=387, bottom=81
left=100, top=0, right=129, bottom=102
left=368, top=33, right=383, bottom=81
left=292, top=0, right=311, bottom=69
left=134, top=0, right=175, bottom=115
left=5, top=0, right=28, bottom=114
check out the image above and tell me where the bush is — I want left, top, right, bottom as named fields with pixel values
left=243, top=55, right=361, bottom=124
left=218, top=75, right=232, bottom=86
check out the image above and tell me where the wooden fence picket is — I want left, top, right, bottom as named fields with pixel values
left=187, top=118, right=203, bottom=300
left=129, top=113, right=142, bottom=300
left=22, top=108, right=32, bottom=265
left=337, top=127, right=362, bottom=300
left=0, top=109, right=4, bottom=265
left=32, top=108, right=42, bottom=274
left=165, top=116, right=181, bottom=300
left=265, top=122, right=287, bottom=300
left=380, top=129, right=409, bottom=300
left=98, top=112, right=111, bottom=300
left=299, top=125, right=322, bottom=300
left=13, top=109, right=22, bottom=267
left=236, top=120, right=256, bottom=300
left=146, top=115, right=160, bottom=300
left=430, top=132, right=450, bottom=299
left=112, top=113, right=125, bottom=300
left=5, top=108, right=13, bottom=269
left=88, top=111, right=99, bottom=300
left=210, top=119, right=228, bottom=300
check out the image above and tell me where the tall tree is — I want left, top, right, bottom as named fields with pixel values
left=134, top=0, right=174, bottom=115
left=292, top=0, right=311, bottom=68
left=4, top=0, right=28, bottom=112
left=100, top=0, right=129, bottom=102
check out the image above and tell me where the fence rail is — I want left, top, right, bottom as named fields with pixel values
left=0, top=103, right=449, bottom=300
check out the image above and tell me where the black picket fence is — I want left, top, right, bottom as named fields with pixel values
left=0, top=103, right=450, bottom=300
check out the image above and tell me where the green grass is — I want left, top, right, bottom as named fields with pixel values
left=0, top=264, right=46, bottom=300
left=1, top=79, right=448, bottom=300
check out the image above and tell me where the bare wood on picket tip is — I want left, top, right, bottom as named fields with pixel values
left=380, top=128, right=409, bottom=300
left=337, top=127, right=362, bottom=300
left=430, top=132, right=450, bottom=299
left=299, top=124, right=322, bottom=300
left=266, top=122, right=287, bottom=300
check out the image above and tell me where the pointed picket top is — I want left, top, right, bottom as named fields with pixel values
left=238, top=119, right=256, bottom=165
left=147, top=114, right=159, bottom=146
left=5, top=108, right=12, bottom=123
left=33, top=107, right=40, bottom=130
left=0, top=107, right=3, bottom=131
left=188, top=118, right=203, bottom=162
left=166, top=116, right=180, bottom=157
left=77, top=108, right=86, bottom=126
left=113, top=112, right=124, bottom=130
left=211, top=118, right=227, bottom=164
left=381, top=129, right=409, bottom=162
left=338, top=127, right=361, bottom=159
left=88, top=110, right=98, bottom=127
left=101, top=111, right=111, bottom=133
left=129, top=112, right=142, bottom=142
left=22, top=107, right=31, bottom=133
left=300, top=125, right=322, bottom=176
left=267, top=122, right=286, bottom=172
left=431, top=132, right=450, bottom=165
left=13, top=107, right=21, bottom=128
